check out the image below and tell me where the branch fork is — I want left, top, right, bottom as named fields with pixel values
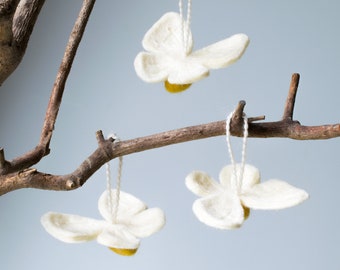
left=228, top=73, right=301, bottom=137
left=1, top=71, right=339, bottom=195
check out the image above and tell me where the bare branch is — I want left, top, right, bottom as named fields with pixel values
left=12, top=0, right=45, bottom=48
left=39, top=0, right=95, bottom=151
left=0, top=0, right=45, bottom=84
left=0, top=0, right=95, bottom=175
left=1, top=73, right=339, bottom=195
left=0, top=1, right=19, bottom=16
left=282, top=73, right=299, bottom=120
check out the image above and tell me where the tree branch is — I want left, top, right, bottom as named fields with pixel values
left=0, top=0, right=95, bottom=175
left=12, top=0, right=45, bottom=47
left=282, top=73, right=299, bottom=120
left=0, top=0, right=45, bottom=85
left=0, top=74, right=339, bottom=195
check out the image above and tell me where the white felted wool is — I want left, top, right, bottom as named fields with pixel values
left=192, top=191, right=244, bottom=229
left=239, top=164, right=261, bottom=190
left=98, top=189, right=147, bottom=223
left=96, top=225, right=140, bottom=250
left=190, top=33, right=250, bottom=69
left=135, top=51, right=209, bottom=85
left=134, top=11, right=249, bottom=87
left=166, top=60, right=209, bottom=84
left=185, top=171, right=222, bottom=197
left=134, top=53, right=169, bottom=83
left=142, top=12, right=193, bottom=55
left=186, top=164, right=309, bottom=230
left=126, top=208, right=166, bottom=238
left=240, top=179, right=309, bottom=210
left=41, top=212, right=104, bottom=243
left=186, top=110, right=309, bottom=230
left=41, top=190, right=166, bottom=252
left=219, top=164, right=260, bottom=191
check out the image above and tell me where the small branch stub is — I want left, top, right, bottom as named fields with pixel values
left=283, top=73, right=300, bottom=120
left=65, top=179, right=73, bottom=189
left=0, top=148, right=5, bottom=169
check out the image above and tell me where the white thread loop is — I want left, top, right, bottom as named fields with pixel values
left=105, top=161, right=113, bottom=221
left=226, top=111, right=249, bottom=193
left=105, top=134, right=123, bottom=223
left=179, top=0, right=192, bottom=53
left=113, top=155, right=123, bottom=222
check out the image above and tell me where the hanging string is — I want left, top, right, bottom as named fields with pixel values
left=239, top=115, right=248, bottom=189
left=226, top=111, right=249, bottom=193
left=113, top=155, right=123, bottom=222
left=105, top=161, right=114, bottom=222
left=179, top=0, right=183, bottom=19
left=226, top=111, right=238, bottom=192
left=178, top=0, right=192, bottom=52
left=105, top=134, right=123, bottom=223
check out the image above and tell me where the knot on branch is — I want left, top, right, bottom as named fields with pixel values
left=96, top=130, right=117, bottom=161
left=228, top=100, right=247, bottom=137
left=228, top=100, right=266, bottom=137
left=0, top=0, right=17, bottom=16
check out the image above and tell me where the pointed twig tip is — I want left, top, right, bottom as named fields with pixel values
left=0, top=148, right=5, bottom=168
left=96, top=130, right=105, bottom=144
left=234, top=100, right=246, bottom=120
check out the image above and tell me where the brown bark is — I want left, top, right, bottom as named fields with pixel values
left=1, top=73, right=339, bottom=195
left=0, top=0, right=45, bottom=84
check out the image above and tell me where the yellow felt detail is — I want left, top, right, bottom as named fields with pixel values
left=242, top=205, right=250, bottom=220
left=109, top=247, right=138, bottom=256
left=164, top=80, right=191, bottom=93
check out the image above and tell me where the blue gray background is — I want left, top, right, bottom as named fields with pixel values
left=1, top=1, right=339, bottom=269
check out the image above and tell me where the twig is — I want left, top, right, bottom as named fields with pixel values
left=0, top=148, right=6, bottom=169
left=282, top=73, right=299, bottom=120
left=12, top=0, right=46, bottom=48
left=0, top=74, right=339, bottom=195
left=39, top=0, right=95, bottom=148
left=0, top=0, right=95, bottom=175
left=0, top=0, right=45, bottom=84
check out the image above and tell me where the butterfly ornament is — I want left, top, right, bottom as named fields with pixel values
left=41, top=140, right=166, bottom=256
left=134, top=12, right=249, bottom=93
left=41, top=189, right=165, bottom=255
left=186, top=111, right=309, bottom=229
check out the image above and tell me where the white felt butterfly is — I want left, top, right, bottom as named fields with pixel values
left=41, top=190, right=165, bottom=256
left=186, top=164, right=309, bottom=230
left=134, top=12, right=250, bottom=93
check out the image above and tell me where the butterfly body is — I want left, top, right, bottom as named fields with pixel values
left=109, top=247, right=138, bottom=256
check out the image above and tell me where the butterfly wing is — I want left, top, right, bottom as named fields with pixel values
left=190, top=33, right=249, bottom=69
left=142, top=12, right=193, bottom=55
left=134, top=52, right=170, bottom=82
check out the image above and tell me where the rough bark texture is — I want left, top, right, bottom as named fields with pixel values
left=0, top=0, right=45, bottom=85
